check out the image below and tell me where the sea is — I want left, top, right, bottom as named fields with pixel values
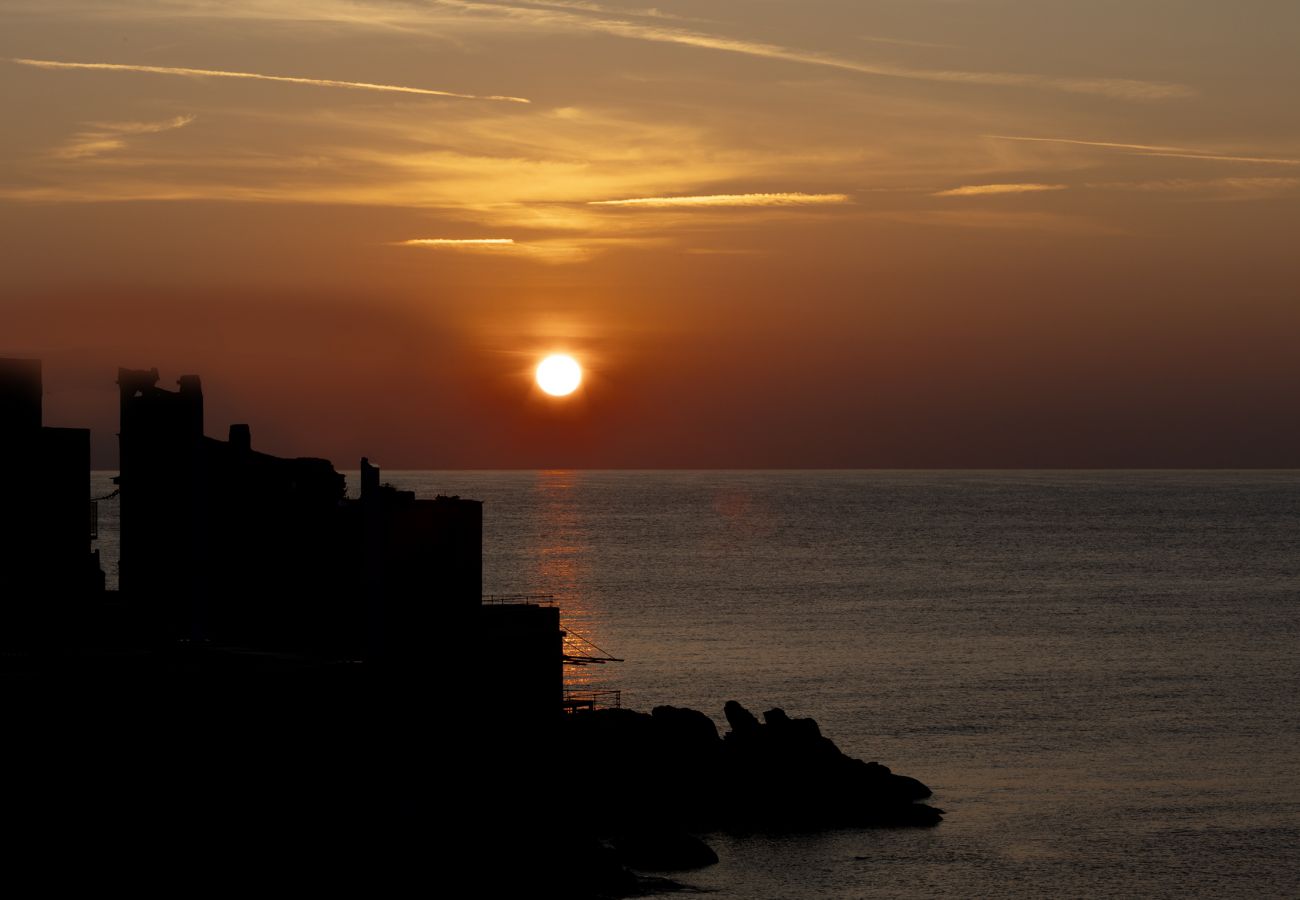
left=90, top=470, right=1300, bottom=898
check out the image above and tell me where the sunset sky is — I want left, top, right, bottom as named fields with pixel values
left=3, top=1, right=1298, bottom=467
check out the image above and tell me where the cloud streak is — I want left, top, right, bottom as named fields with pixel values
left=397, top=238, right=515, bottom=246
left=989, top=135, right=1300, bottom=166
left=9, top=3, right=1190, bottom=101
left=393, top=235, right=665, bottom=263
left=431, top=1, right=1192, bottom=100
left=10, top=57, right=531, bottom=103
left=504, top=0, right=691, bottom=20
left=934, top=183, right=1067, bottom=197
left=1089, top=177, right=1300, bottom=198
left=53, top=114, right=195, bottom=159
left=590, top=192, right=852, bottom=207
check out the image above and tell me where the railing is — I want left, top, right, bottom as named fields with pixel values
left=562, top=689, right=622, bottom=714
left=482, top=593, right=557, bottom=606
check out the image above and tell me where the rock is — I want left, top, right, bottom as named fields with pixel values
left=562, top=700, right=944, bottom=834
left=724, top=700, right=761, bottom=738
left=890, top=774, right=933, bottom=801
left=652, top=705, right=721, bottom=749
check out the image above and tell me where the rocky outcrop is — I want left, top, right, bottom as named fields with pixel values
left=561, top=701, right=943, bottom=835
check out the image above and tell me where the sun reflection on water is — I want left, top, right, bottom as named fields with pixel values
left=530, top=470, right=610, bottom=691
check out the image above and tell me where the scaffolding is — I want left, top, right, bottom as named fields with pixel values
left=562, top=689, right=622, bottom=714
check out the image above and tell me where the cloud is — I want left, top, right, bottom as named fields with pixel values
left=933, top=177, right=1300, bottom=202
left=10, top=57, right=531, bottom=103
left=1089, top=177, right=1300, bottom=199
left=0, top=0, right=456, bottom=32
left=513, top=235, right=669, bottom=262
left=589, top=192, right=852, bottom=207
left=988, top=135, right=1300, bottom=167
left=396, top=238, right=515, bottom=246
left=53, top=114, right=195, bottom=159
left=0, top=91, right=875, bottom=218
left=8, top=3, right=1189, bottom=101
left=429, top=1, right=1192, bottom=101
left=394, top=234, right=666, bottom=263
left=933, top=183, right=1067, bottom=197
left=503, top=1, right=691, bottom=20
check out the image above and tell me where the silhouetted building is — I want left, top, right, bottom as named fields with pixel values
left=7, top=358, right=568, bottom=725
left=117, top=367, right=351, bottom=645
left=0, top=358, right=103, bottom=646
left=480, top=600, right=565, bottom=730
left=115, top=367, right=484, bottom=667
left=7, top=358, right=591, bottom=884
left=359, top=457, right=482, bottom=666
left=115, top=368, right=210, bottom=640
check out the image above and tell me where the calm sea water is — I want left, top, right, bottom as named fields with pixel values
left=91, top=471, right=1300, bottom=897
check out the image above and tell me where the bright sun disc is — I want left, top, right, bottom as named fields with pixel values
left=536, top=354, right=582, bottom=396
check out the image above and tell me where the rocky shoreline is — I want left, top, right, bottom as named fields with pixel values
left=483, top=700, right=943, bottom=897
left=9, top=648, right=939, bottom=896
left=566, top=700, right=942, bottom=833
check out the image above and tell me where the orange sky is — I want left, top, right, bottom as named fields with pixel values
left=3, top=1, right=1298, bottom=467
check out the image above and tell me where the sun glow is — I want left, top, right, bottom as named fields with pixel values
left=536, top=354, right=582, bottom=396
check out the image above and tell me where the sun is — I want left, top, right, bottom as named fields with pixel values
left=536, top=354, right=582, bottom=396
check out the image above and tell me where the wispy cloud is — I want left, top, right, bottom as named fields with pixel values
left=9, top=2, right=1189, bottom=101
left=590, top=192, right=852, bottom=207
left=53, top=114, right=195, bottom=159
left=989, top=135, right=1300, bottom=166
left=504, top=0, right=692, bottom=20
left=1089, top=177, right=1300, bottom=199
left=431, top=1, right=1192, bottom=101
left=394, top=234, right=665, bottom=263
left=933, top=176, right=1300, bottom=202
left=10, top=57, right=531, bottom=103
left=934, top=183, right=1067, bottom=197
left=397, top=238, right=515, bottom=246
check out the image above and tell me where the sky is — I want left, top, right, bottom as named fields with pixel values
left=3, top=0, right=1298, bottom=468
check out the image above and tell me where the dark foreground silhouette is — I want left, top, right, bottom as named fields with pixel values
left=10, top=649, right=939, bottom=896
left=478, top=699, right=942, bottom=895
left=4, top=359, right=940, bottom=896
left=564, top=701, right=940, bottom=833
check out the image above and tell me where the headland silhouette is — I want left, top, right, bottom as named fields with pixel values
left=2, top=358, right=941, bottom=895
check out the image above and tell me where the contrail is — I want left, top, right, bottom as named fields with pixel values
left=433, top=1, right=1192, bottom=101
left=590, top=193, right=851, bottom=207
left=989, top=135, right=1300, bottom=166
left=11, top=58, right=531, bottom=103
